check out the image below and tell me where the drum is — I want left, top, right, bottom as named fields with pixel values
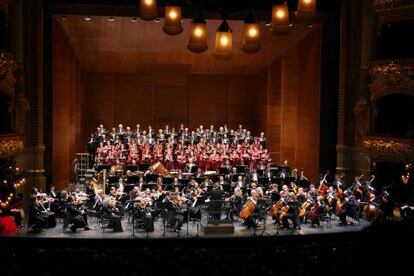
left=151, top=162, right=169, bottom=175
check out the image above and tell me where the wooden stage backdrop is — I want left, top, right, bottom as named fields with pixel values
left=52, top=21, right=321, bottom=190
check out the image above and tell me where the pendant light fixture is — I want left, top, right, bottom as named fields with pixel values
left=241, top=11, right=261, bottom=54
left=139, top=0, right=157, bottom=21
left=187, top=10, right=208, bottom=53
left=271, top=1, right=291, bottom=35
left=163, top=3, right=183, bottom=35
left=214, top=19, right=233, bottom=59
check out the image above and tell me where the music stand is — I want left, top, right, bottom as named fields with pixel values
left=108, top=175, right=120, bottom=184
left=222, top=184, right=231, bottom=193
left=190, top=165, right=199, bottom=174
left=195, top=177, right=205, bottom=185
left=126, top=165, right=138, bottom=172
left=219, top=167, right=229, bottom=175
left=284, top=177, right=296, bottom=184
left=298, top=179, right=311, bottom=189
left=142, top=183, right=156, bottom=191
left=179, top=178, right=189, bottom=186
left=232, top=174, right=242, bottom=182
left=128, top=201, right=139, bottom=239
left=97, top=164, right=110, bottom=173
left=272, top=177, right=284, bottom=185
left=145, top=173, right=159, bottom=183
left=139, top=163, right=151, bottom=172
left=236, top=165, right=246, bottom=174
left=163, top=184, right=173, bottom=191
left=258, top=177, right=270, bottom=186
left=270, top=168, right=279, bottom=176
left=157, top=201, right=171, bottom=239
left=180, top=203, right=193, bottom=238
left=162, top=177, right=174, bottom=185
left=126, top=175, right=139, bottom=184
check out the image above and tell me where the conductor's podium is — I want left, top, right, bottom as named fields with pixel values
left=201, top=223, right=235, bottom=235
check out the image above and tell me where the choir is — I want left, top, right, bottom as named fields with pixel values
left=87, top=123, right=271, bottom=172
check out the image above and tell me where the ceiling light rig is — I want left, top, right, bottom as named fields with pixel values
left=135, top=0, right=318, bottom=56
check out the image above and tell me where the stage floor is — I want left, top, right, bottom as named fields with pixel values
left=7, top=215, right=369, bottom=240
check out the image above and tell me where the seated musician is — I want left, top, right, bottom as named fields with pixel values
left=103, top=199, right=124, bottom=232
left=108, top=187, right=125, bottom=216
left=281, top=192, right=301, bottom=230
left=308, top=196, right=325, bottom=227
left=241, top=189, right=260, bottom=228
left=226, top=187, right=243, bottom=221
left=93, top=189, right=105, bottom=212
left=163, top=192, right=184, bottom=232
left=47, top=185, right=62, bottom=216
left=338, top=190, right=360, bottom=226
left=64, top=196, right=90, bottom=233
left=28, top=197, right=48, bottom=232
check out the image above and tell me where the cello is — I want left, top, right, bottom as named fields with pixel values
left=239, top=199, right=256, bottom=220
left=299, top=198, right=314, bottom=218
left=268, top=199, right=284, bottom=218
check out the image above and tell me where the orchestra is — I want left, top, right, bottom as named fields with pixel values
left=22, top=123, right=414, bottom=236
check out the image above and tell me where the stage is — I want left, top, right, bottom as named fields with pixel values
left=6, top=214, right=368, bottom=240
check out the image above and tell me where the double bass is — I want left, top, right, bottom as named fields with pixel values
left=318, top=172, right=329, bottom=196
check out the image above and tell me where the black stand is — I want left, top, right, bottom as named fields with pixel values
left=259, top=212, right=272, bottom=236
left=181, top=204, right=193, bottom=238
left=129, top=210, right=138, bottom=238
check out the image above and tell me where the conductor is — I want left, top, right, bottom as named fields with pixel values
left=208, top=183, right=226, bottom=222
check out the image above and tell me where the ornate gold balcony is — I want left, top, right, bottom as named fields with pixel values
left=374, top=0, right=414, bottom=11
left=363, top=134, right=414, bottom=158
left=0, top=133, right=24, bottom=158
left=368, top=59, right=414, bottom=103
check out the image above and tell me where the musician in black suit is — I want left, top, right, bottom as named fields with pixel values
left=281, top=192, right=301, bottom=230
left=28, top=197, right=47, bottom=232
left=65, top=196, right=90, bottom=233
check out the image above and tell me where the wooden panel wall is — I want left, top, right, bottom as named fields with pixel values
left=53, top=21, right=85, bottom=190
left=227, top=75, right=255, bottom=130
left=85, top=73, right=258, bottom=134
left=280, top=27, right=322, bottom=182
left=254, top=69, right=268, bottom=137
left=267, top=59, right=282, bottom=162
